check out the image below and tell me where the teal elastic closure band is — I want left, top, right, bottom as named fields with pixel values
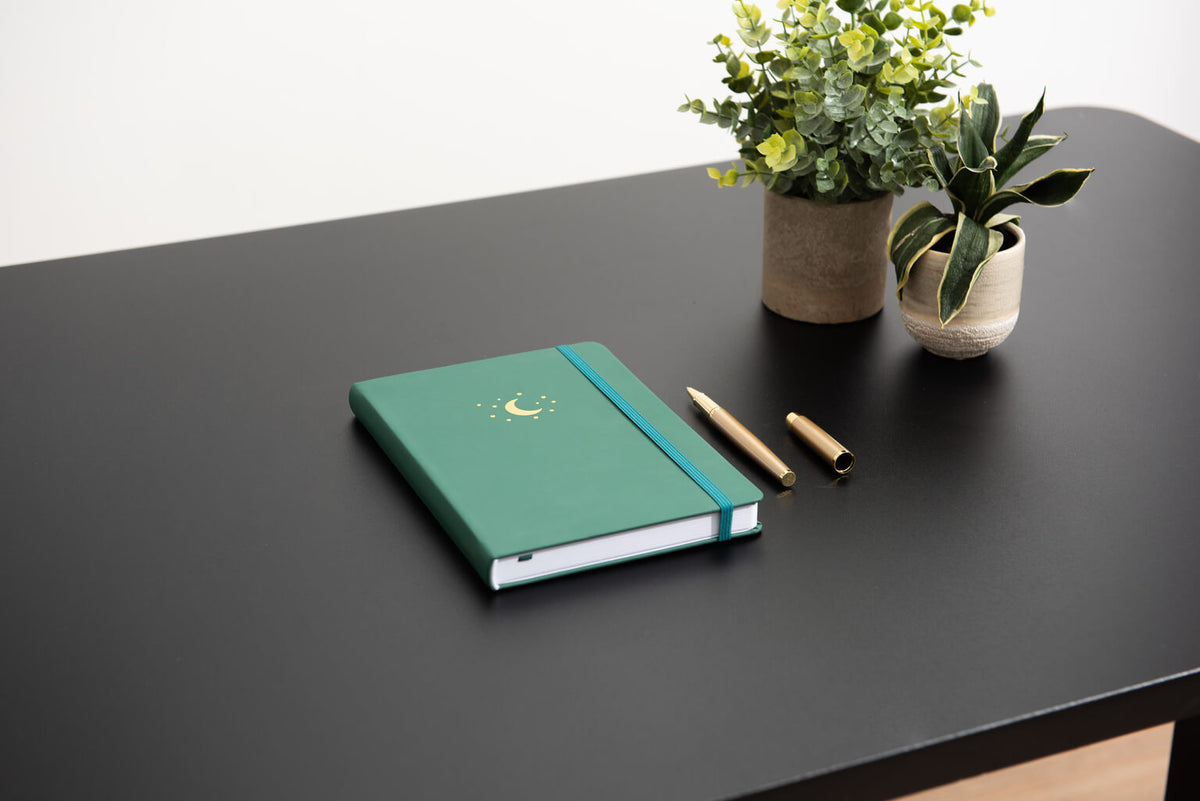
left=556, top=345, right=734, bottom=541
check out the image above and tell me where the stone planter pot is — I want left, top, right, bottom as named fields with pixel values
left=899, top=222, right=1026, bottom=359
left=762, top=191, right=893, bottom=324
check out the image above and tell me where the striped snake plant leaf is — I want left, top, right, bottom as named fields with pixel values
left=937, top=213, right=1004, bottom=326
left=955, top=103, right=997, bottom=173
left=888, top=202, right=957, bottom=297
left=983, top=212, right=1022, bottom=229
left=995, top=134, right=1066, bottom=187
left=927, top=145, right=954, bottom=189
left=976, top=168, right=1095, bottom=223
left=972, top=83, right=1002, bottom=151
left=947, top=163, right=997, bottom=217
left=992, top=89, right=1046, bottom=183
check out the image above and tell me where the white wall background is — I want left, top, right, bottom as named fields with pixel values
left=1, top=0, right=1194, bottom=267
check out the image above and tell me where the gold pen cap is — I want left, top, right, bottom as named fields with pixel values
left=787, top=413, right=854, bottom=475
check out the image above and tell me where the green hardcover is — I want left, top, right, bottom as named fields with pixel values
left=348, top=342, right=763, bottom=588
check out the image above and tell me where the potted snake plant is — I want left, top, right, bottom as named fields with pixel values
left=680, top=0, right=993, bottom=324
left=887, top=82, right=1093, bottom=357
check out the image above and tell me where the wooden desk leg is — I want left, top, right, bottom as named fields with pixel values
left=1166, top=715, right=1200, bottom=800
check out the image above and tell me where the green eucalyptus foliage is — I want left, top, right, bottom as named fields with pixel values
left=680, top=0, right=994, bottom=204
left=888, top=82, right=1093, bottom=325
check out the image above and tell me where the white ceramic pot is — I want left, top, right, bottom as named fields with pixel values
left=762, top=191, right=893, bottom=324
left=899, top=222, right=1026, bottom=359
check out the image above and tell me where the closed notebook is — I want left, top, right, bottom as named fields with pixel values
left=349, top=342, right=763, bottom=589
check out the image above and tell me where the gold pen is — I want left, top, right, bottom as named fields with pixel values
left=687, top=388, right=796, bottom=488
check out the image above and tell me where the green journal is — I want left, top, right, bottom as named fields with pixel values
left=349, top=342, right=763, bottom=589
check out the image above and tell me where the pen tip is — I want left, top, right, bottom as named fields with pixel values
left=686, top=387, right=700, bottom=400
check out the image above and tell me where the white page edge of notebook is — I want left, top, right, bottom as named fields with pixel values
left=490, top=503, right=759, bottom=589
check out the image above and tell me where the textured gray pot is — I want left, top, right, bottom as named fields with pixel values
left=899, top=222, right=1026, bottom=359
left=761, top=191, right=893, bottom=324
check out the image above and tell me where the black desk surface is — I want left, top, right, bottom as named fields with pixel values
left=3, top=108, right=1199, bottom=800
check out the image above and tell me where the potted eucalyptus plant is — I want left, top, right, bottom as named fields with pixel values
left=887, top=82, right=1093, bottom=358
left=681, top=0, right=994, bottom=323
